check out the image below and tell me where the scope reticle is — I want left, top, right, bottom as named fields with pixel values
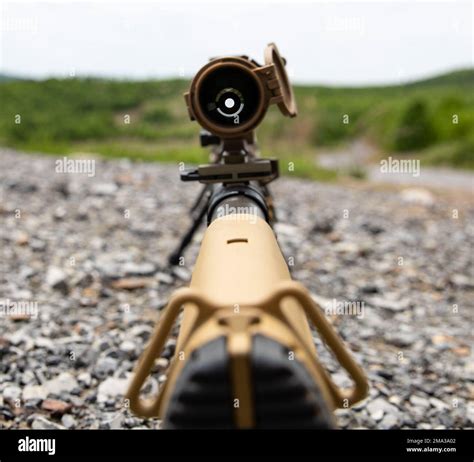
left=197, top=65, right=261, bottom=128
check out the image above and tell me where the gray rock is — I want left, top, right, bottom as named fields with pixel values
left=410, top=395, right=430, bottom=409
left=429, top=397, right=449, bottom=411
left=7, top=330, right=28, bottom=346
left=368, top=296, right=409, bottom=312
left=154, top=358, right=169, bottom=372
left=274, top=222, right=301, bottom=239
left=379, top=412, right=400, bottom=429
left=122, top=262, right=156, bottom=277
left=334, top=241, right=360, bottom=254
left=3, top=385, right=22, bottom=402
left=20, top=370, right=36, bottom=385
left=95, top=259, right=122, bottom=278
left=44, top=372, right=78, bottom=396
left=46, top=266, right=69, bottom=293
left=361, top=220, right=385, bottom=235
left=61, top=414, right=77, bottom=429
left=31, top=415, right=65, bottom=430
left=93, top=357, right=118, bottom=379
left=386, top=332, right=417, bottom=347
left=450, top=274, right=473, bottom=289
left=130, top=222, right=159, bottom=236
left=366, top=397, right=400, bottom=423
left=162, top=338, right=177, bottom=359
left=467, top=404, right=474, bottom=425
left=30, top=238, right=47, bottom=251
left=129, top=325, right=152, bottom=341
left=0, top=405, right=15, bottom=420
left=156, top=272, right=174, bottom=285
left=97, top=377, right=128, bottom=403
left=119, top=340, right=136, bottom=354
left=77, top=372, right=92, bottom=387
left=24, top=398, right=43, bottom=410
left=311, top=217, right=334, bottom=234
left=34, top=337, right=55, bottom=350
left=91, top=182, right=118, bottom=196
left=172, top=266, right=191, bottom=281
left=23, top=385, right=47, bottom=401
left=101, top=412, right=125, bottom=429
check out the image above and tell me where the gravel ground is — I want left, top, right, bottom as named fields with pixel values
left=0, top=148, right=472, bottom=429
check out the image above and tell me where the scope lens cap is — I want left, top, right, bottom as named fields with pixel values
left=264, top=43, right=298, bottom=118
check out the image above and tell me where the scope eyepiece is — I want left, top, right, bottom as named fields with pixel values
left=197, top=60, right=263, bottom=130
left=184, top=43, right=297, bottom=139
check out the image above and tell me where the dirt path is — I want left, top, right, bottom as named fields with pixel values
left=317, top=139, right=474, bottom=192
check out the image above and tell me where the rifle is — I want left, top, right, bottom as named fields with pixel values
left=126, top=43, right=368, bottom=428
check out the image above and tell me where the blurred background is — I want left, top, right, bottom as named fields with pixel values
left=0, top=0, right=473, bottom=179
left=0, top=0, right=472, bottom=431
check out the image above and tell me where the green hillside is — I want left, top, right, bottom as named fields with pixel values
left=0, top=69, right=473, bottom=179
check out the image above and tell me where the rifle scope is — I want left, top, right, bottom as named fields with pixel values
left=184, top=43, right=297, bottom=138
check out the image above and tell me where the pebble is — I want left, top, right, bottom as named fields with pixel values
left=274, top=222, right=301, bottom=238
left=409, top=395, right=430, bottom=409
left=386, top=332, right=417, bottom=348
left=334, top=241, right=359, bottom=254
left=122, top=262, right=156, bottom=277
left=312, top=217, right=334, bottom=234
left=101, top=412, right=125, bottom=429
left=111, top=278, right=151, bottom=290
left=156, top=272, right=174, bottom=285
left=449, top=274, right=473, bottom=289
left=93, top=357, right=118, bottom=379
left=77, top=372, right=92, bottom=387
left=91, top=182, right=118, bottom=196
left=22, top=385, right=47, bottom=401
left=366, top=397, right=400, bottom=423
left=172, top=266, right=191, bottom=281
left=45, top=266, right=69, bottom=294
left=119, top=340, right=136, bottom=354
left=368, top=296, right=408, bottom=312
left=97, top=377, right=129, bottom=403
left=41, top=399, right=72, bottom=415
left=31, top=415, right=65, bottom=430
left=3, top=385, right=22, bottom=402
left=44, top=372, right=78, bottom=396
left=61, top=414, right=77, bottom=429
left=379, top=412, right=400, bottom=429
left=429, top=397, right=449, bottom=411
left=155, top=357, right=169, bottom=371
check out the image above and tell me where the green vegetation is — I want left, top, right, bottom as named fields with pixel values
left=0, top=69, right=473, bottom=179
left=393, top=100, right=435, bottom=151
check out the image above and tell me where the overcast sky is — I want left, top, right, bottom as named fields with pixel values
left=0, top=0, right=472, bottom=85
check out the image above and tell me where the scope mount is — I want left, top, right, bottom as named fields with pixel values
left=180, top=130, right=279, bottom=186
left=180, top=158, right=279, bottom=185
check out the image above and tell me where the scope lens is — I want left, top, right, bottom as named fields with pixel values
left=198, top=65, right=261, bottom=128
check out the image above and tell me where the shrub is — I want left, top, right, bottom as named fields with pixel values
left=393, top=100, right=436, bottom=151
